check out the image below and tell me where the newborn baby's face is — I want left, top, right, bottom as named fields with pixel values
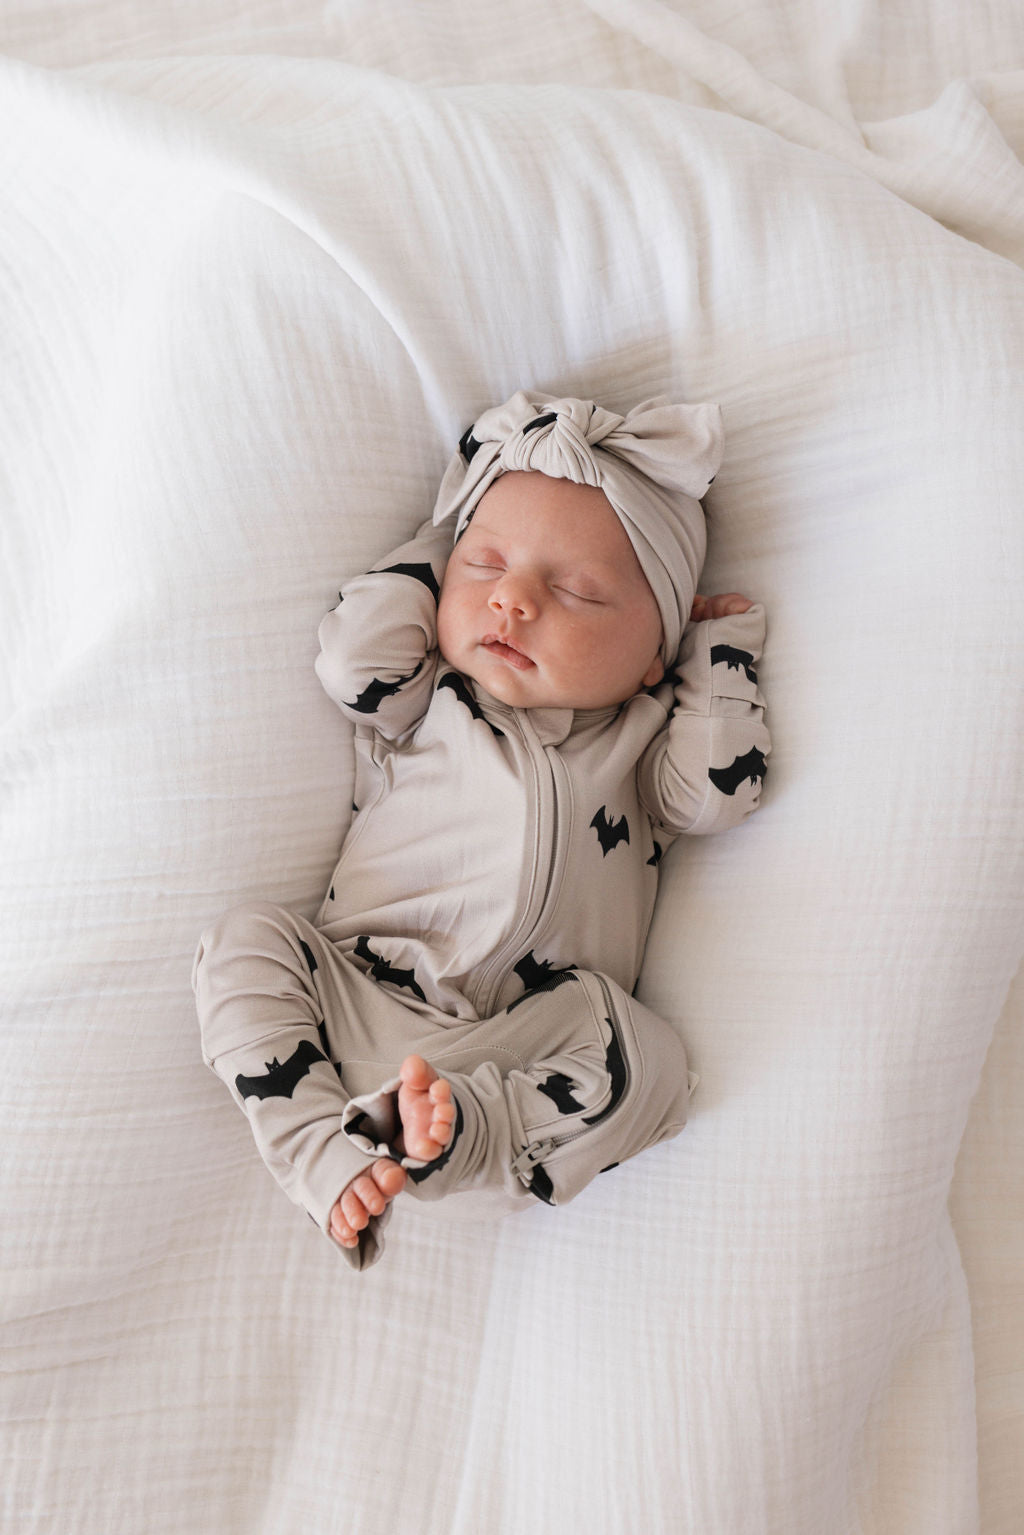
left=437, top=471, right=664, bottom=710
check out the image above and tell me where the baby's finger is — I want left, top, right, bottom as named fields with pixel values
left=709, top=593, right=752, bottom=618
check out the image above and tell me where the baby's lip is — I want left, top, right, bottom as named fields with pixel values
left=480, top=633, right=535, bottom=670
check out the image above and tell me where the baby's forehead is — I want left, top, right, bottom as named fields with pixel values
left=465, top=478, right=657, bottom=601
left=471, top=472, right=626, bottom=546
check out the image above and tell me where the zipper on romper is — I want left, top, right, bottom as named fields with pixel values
left=474, top=709, right=566, bottom=1018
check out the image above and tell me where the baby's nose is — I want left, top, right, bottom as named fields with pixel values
left=489, top=573, right=539, bottom=620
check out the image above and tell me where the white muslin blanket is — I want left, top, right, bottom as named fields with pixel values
left=1, top=3, right=1022, bottom=1533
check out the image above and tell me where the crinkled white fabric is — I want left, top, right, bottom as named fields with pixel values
left=1, top=4, right=1022, bottom=1535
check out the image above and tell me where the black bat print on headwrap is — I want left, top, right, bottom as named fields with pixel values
left=459, top=425, right=483, bottom=462
left=708, top=746, right=767, bottom=796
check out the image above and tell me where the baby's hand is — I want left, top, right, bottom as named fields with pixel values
left=690, top=593, right=753, bottom=622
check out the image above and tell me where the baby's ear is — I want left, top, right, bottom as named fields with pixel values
left=642, top=656, right=664, bottom=689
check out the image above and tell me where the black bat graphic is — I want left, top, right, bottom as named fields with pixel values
left=437, top=671, right=503, bottom=736
left=528, top=1163, right=555, bottom=1204
left=354, top=935, right=427, bottom=1002
left=582, top=1019, right=627, bottom=1127
left=348, top=660, right=423, bottom=715
left=709, top=643, right=758, bottom=684
left=235, top=1039, right=328, bottom=1102
left=647, top=840, right=663, bottom=868
left=507, top=957, right=577, bottom=1012
left=590, top=806, right=630, bottom=856
left=708, top=745, right=767, bottom=796
left=377, top=561, right=440, bottom=602
left=314, top=1019, right=343, bottom=1077
left=514, top=950, right=557, bottom=990
left=299, top=940, right=318, bottom=974
left=537, top=1072, right=586, bottom=1115
left=459, top=425, right=483, bottom=462
left=523, top=412, right=557, bottom=435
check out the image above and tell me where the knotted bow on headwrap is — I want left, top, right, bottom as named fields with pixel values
left=432, top=390, right=724, bottom=664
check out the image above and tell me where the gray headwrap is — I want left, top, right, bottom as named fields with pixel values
left=432, top=390, right=724, bottom=664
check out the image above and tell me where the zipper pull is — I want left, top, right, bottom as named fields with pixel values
left=510, top=1138, right=556, bottom=1186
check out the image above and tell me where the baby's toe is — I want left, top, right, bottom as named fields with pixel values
left=339, top=1186, right=370, bottom=1233
left=350, top=1174, right=387, bottom=1217
left=330, top=1204, right=359, bottom=1248
left=401, top=1054, right=436, bottom=1092
left=431, top=1104, right=456, bottom=1147
left=433, top=1104, right=456, bottom=1136
left=370, top=1158, right=406, bottom=1199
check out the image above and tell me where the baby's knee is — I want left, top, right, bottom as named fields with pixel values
left=192, top=900, right=301, bottom=991
left=195, top=899, right=288, bottom=957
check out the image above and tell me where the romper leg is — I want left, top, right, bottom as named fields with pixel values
left=192, top=901, right=442, bottom=1269
left=340, top=969, right=693, bottom=1213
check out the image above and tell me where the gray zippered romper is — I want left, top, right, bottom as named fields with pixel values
left=194, top=515, right=769, bottom=1269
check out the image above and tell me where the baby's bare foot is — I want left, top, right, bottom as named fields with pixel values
left=396, top=1055, right=457, bottom=1163
left=329, top=1158, right=406, bottom=1250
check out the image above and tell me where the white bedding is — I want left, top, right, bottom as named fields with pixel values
left=2, top=3, right=1022, bottom=1532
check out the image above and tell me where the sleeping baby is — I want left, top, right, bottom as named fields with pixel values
left=192, top=391, right=769, bottom=1269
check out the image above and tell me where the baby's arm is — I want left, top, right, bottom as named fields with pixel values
left=315, top=518, right=454, bottom=739
left=637, top=596, right=770, bottom=837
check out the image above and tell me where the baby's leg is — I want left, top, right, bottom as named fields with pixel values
left=382, top=970, right=693, bottom=1211
left=193, top=902, right=441, bottom=1267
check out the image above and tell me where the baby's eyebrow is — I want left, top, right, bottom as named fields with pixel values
left=564, top=559, right=618, bottom=587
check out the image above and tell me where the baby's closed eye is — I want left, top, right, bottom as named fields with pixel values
left=555, top=584, right=603, bottom=604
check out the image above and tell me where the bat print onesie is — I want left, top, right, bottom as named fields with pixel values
left=193, top=395, right=770, bottom=1269
left=194, top=519, right=768, bottom=1268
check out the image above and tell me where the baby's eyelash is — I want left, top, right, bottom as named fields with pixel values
left=462, top=559, right=602, bottom=602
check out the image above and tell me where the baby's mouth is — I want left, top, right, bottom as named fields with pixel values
left=480, top=634, right=535, bottom=671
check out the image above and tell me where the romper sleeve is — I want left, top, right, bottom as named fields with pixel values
left=637, top=603, right=770, bottom=837
left=315, top=517, right=454, bottom=739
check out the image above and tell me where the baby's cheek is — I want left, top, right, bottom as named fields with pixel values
left=435, top=590, right=461, bottom=657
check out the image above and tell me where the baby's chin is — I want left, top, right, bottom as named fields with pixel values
left=466, top=667, right=557, bottom=709
left=453, top=654, right=557, bottom=710
left=462, top=663, right=632, bottom=712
